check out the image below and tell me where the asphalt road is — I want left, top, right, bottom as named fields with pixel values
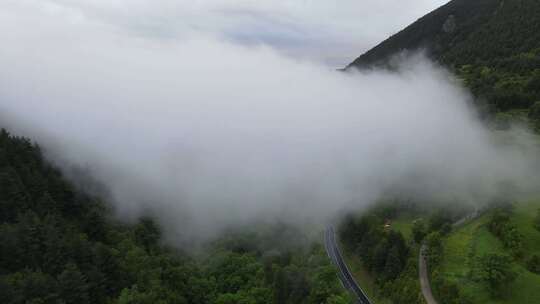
left=324, top=226, right=372, bottom=304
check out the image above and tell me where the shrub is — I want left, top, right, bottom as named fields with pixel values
left=527, top=255, right=540, bottom=274
left=478, top=253, right=517, bottom=298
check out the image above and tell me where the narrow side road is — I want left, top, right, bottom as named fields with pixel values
left=325, top=226, right=372, bottom=304
left=418, top=244, right=438, bottom=304
left=419, top=210, right=480, bottom=304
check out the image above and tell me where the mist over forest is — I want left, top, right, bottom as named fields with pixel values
left=2, top=2, right=540, bottom=304
left=1, top=1, right=539, bottom=245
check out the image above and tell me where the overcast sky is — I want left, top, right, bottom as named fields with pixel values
left=6, top=0, right=448, bottom=67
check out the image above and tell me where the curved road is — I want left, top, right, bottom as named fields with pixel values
left=325, top=226, right=372, bottom=304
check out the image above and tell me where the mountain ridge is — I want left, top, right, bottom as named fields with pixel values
left=346, top=0, right=540, bottom=120
left=346, top=0, right=501, bottom=69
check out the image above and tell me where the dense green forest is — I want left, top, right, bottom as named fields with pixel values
left=337, top=201, right=469, bottom=304
left=0, top=129, right=351, bottom=304
left=4, top=1, right=540, bottom=303
left=347, top=0, right=540, bottom=125
left=338, top=216, right=419, bottom=304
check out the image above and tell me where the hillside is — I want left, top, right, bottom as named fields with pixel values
left=347, top=0, right=540, bottom=121
left=434, top=201, right=540, bottom=303
left=0, top=128, right=351, bottom=304
left=347, top=0, right=501, bottom=68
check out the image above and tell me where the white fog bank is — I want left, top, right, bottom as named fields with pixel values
left=1, top=2, right=539, bottom=244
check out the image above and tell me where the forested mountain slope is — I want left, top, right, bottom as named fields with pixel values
left=347, top=0, right=501, bottom=68
left=0, top=128, right=351, bottom=304
left=347, top=0, right=540, bottom=120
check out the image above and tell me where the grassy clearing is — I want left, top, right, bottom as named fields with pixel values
left=439, top=215, right=487, bottom=281
left=390, top=214, right=418, bottom=242
left=437, top=200, right=540, bottom=303
left=513, top=200, right=540, bottom=259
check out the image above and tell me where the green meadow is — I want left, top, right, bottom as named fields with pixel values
left=437, top=201, right=540, bottom=303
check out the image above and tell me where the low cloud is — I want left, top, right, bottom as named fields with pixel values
left=1, top=2, right=539, bottom=245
